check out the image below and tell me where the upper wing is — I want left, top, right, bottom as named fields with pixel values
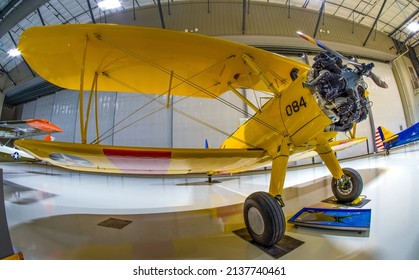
left=0, top=119, right=63, bottom=139
left=18, top=24, right=309, bottom=98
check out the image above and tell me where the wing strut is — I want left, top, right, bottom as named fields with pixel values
left=167, top=70, right=173, bottom=109
left=79, top=35, right=89, bottom=144
left=227, top=83, right=260, bottom=113
left=78, top=36, right=101, bottom=144
left=349, top=123, right=357, bottom=139
left=242, top=54, right=282, bottom=97
left=84, top=72, right=100, bottom=144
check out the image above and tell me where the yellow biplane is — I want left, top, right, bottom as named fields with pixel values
left=14, top=24, right=387, bottom=247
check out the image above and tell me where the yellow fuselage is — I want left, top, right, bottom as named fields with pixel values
left=221, top=71, right=335, bottom=156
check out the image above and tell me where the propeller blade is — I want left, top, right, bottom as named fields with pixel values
left=297, top=32, right=365, bottom=69
left=369, top=71, right=388, bottom=88
left=297, top=31, right=388, bottom=88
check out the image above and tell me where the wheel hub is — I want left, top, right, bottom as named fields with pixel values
left=247, top=207, right=265, bottom=236
left=336, top=175, right=353, bottom=195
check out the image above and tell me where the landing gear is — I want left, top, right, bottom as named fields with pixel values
left=243, top=192, right=285, bottom=247
left=331, top=167, right=363, bottom=203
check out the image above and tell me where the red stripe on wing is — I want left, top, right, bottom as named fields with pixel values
left=103, top=149, right=172, bottom=174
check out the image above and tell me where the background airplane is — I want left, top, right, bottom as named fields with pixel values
left=375, top=122, right=419, bottom=154
left=0, top=119, right=63, bottom=161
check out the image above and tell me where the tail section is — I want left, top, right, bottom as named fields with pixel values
left=375, top=126, right=395, bottom=151
left=375, top=128, right=385, bottom=151
left=205, top=139, right=211, bottom=149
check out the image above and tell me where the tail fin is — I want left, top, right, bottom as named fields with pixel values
left=375, top=126, right=394, bottom=151
left=378, top=126, right=395, bottom=141
left=205, top=139, right=211, bottom=149
left=375, top=128, right=385, bottom=151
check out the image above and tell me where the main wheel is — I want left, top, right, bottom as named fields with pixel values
left=243, top=191, right=285, bottom=247
left=331, top=168, right=363, bottom=203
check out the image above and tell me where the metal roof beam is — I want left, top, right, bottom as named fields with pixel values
left=86, top=0, right=96, bottom=23
left=363, top=0, right=387, bottom=47
left=0, top=0, right=50, bottom=39
left=313, top=0, right=326, bottom=38
left=0, top=63, right=16, bottom=86
left=389, top=8, right=418, bottom=37
left=133, top=0, right=140, bottom=20
left=404, top=30, right=418, bottom=45
left=157, top=0, right=165, bottom=28
left=37, top=8, right=45, bottom=26
left=0, top=0, right=20, bottom=19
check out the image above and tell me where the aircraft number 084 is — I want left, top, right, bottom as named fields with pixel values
left=285, top=96, right=307, bottom=116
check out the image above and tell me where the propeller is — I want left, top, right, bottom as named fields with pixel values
left=297, top=31, right=388, bottom=88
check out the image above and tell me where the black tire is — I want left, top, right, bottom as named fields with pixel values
left=331, top=168, right=363, bottom=203
left=243, top=191, right=285, bottom=247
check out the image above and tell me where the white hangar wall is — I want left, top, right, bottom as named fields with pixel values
left=18, top=89, right=247, bottom=149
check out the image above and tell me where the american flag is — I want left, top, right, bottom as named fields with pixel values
left=375, top=128, right=385, bottom=152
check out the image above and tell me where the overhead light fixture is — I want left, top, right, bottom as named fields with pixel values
left=98, top=0, right=121, bottom=11
left=407, top=21, right=419, bottom=32
left=7, top=48, right=21, bottom=57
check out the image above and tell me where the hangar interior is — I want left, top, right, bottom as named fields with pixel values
left=0, top=0, right=419, bottom=260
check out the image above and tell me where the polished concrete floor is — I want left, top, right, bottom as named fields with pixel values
left=2, top=143, right=419, bottom=260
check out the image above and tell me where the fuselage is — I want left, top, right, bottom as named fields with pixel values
left=384, top=122, right=419, bottom=149
left=221, top=70, right=336, bottom=156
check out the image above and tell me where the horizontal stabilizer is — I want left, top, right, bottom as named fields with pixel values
left=0, top=119, right=63, bottom=139
left=377, top=126, right=397, bottom=143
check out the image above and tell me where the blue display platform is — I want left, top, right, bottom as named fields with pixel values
left=288, top=207, right=371, bottom=232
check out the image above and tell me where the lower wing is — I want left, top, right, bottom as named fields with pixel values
left=14, top=137, right=366, bottom=175
left=14, top=139, right=270, bottom=175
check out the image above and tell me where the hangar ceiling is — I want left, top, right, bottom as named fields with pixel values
left=0, top=0, right=418, bottom=106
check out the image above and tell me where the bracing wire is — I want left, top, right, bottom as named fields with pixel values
left=88, top=35, right=287, bottom=145
left=95, top=36, right=287, bottom=137
left=94, top=75, right=260, bottom=148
